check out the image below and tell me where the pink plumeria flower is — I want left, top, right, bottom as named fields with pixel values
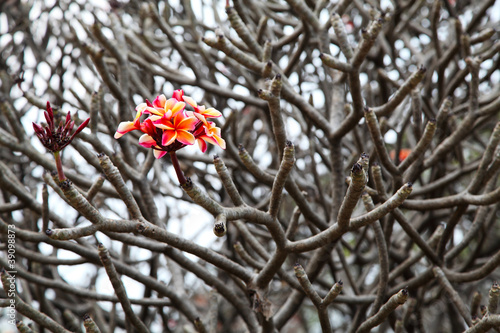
left=183, top=95, right=222, bottom=120
left=196, top=105, right=222, bottom=119
left=153, top=110, right=198, bottom=146
left=194, top=115, right=226, bottom=153
left=144, top=95, right=186, bottom=121
left=114, top=106, right=143, bottom=139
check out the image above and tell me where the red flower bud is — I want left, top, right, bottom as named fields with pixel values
left=33, top=102, right=90, bottom=152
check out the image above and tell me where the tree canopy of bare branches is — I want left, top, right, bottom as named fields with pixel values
left=0, top=0, right=499, bottom=332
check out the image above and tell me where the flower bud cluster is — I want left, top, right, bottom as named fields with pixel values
left=32, top=102, right=90, bottom=153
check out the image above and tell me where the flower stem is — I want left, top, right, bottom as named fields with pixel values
left=53, top=151, right=66, bottom=182
left=170, top=151, right=187, bottom=184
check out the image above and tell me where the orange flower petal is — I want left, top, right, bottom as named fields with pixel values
left=183, top=95, right=197, bottom=108
left=172, top=89, right=184, bottom=101
left=197, top=138, right=208, bottom=152
left=199, top=135, right=217, bottom=146
left=162, top=130, right=177, bottom=146
left=176, top=115, right=198, bottom=131
left=153, top=94, right=167, bottom=108
left=153, top=116, right=175, bottom=130
left=145, top=106, right=164, bottom=117
left=201, top=107, right=222, bottom=118
left=148, top=115, right=162, bottom=122
left=171, top=101, right=186, bottom=116
left=154, top=149, right=167, bottom=159
left=176, top=131, right=195, bottom=145
left=138, top=134, right=157, bottom=148
left=135, top=103, right=148, bottom=114
left=214, top=135, right=226, bottom=149
left=165, top=98, right=176, bottom=112
left=115, top=121, right=138, bottom=138
left=194, top=112, right=207, bottom=124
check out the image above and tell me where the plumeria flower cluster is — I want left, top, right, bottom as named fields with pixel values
left=114, top=89, right=226, bottom=159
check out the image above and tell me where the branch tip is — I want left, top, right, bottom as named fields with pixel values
left=59, top=179, right=72, bottom=189
left=181, top=177, right=193, bottom=190
left=352, top=162, right=362, bottom=173
left=213, top=222, right=227, bottom=237
left=136, top=223, right=146, bottom=233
